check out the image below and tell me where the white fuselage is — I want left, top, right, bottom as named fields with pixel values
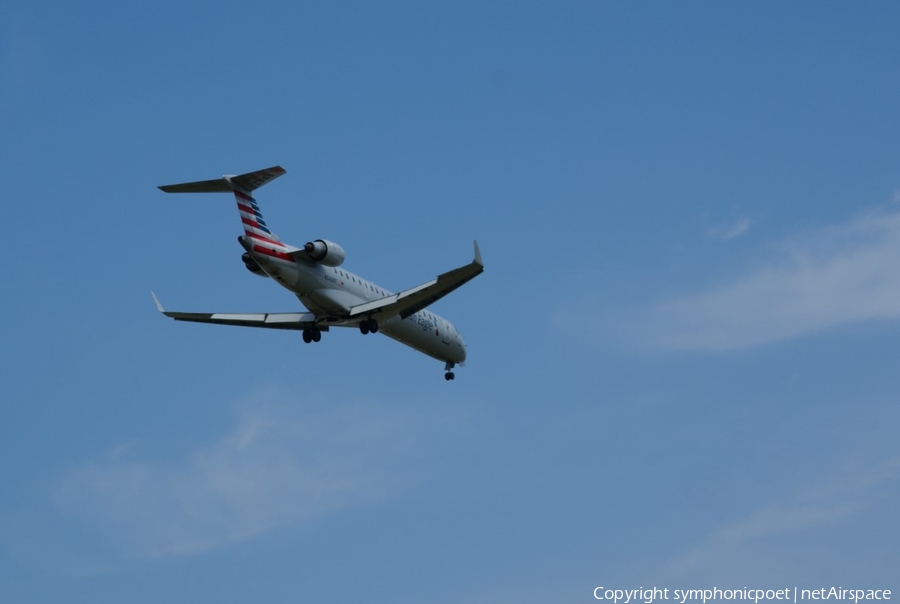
left=248, top=245, right=467, bottom=365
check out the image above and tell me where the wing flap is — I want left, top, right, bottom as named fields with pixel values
left=163, top=311, right=321, bottom=330
left=152, top=293, right=320, bottom=330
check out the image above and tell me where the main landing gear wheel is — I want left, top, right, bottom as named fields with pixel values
left=359, top=318, right=378, bottom=335
left=302, top=327, right=322, bottom=343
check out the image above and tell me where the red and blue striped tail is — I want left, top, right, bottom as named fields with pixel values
left=234, top=190, right=293, bottom=262
left=235, top=189, right=280, bottom=245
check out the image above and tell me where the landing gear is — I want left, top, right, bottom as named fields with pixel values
left=302, top=327, right=322, bottom=343
left=444, top=361, right=456, bottom=381
left=359, top=318, right=378, bottom=335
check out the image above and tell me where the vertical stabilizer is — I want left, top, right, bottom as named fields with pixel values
left=232, top=187, right=281, bottom=244
left=158, top=166, right=289, bottom=254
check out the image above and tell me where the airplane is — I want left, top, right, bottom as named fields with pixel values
left=153, top=166, right=483, bottom=380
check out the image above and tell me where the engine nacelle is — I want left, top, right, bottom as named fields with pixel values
left=241, top=252, right=270, bottom=277
left=303, top=239, right=346, bottom=267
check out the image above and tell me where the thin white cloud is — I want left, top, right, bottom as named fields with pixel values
left=644, top=208, right=900, bottom=350
left=664, top=503, right=860, bottom=582
left=710, top=216, right=753, bottom=241
left=49, top=398, right=424, bottom=559
left=660, top=456, right=900, bottom=583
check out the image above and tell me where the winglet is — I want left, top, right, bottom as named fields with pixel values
left=473, top=240, right=483, bottom=267
left=151, top=291, right=164, bottom=313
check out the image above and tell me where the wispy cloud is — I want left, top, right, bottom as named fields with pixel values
left=643, top=208, right=900, bottom=350
left=46, top=398, right=425, bottom=560
left=664, top=503, right=860, bottom=582
left=660, top=456, right=900, bottom=583
left=709, top=216, right=753, bottom=241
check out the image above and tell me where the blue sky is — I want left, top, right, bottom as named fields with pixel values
left=2, top=2, right=899, bottom=602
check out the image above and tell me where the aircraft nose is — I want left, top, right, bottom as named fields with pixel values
left=456, top=333, right=467, bottom=362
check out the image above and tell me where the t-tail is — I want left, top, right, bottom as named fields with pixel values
left=158, top=166, right=291, bottom=260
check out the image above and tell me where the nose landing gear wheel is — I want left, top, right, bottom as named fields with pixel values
left=443, top=361, right=456, bottom=381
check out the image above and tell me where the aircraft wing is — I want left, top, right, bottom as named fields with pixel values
left=348, top=241, right=484, bottom=321
left=152, top=292, right=321, bottom=330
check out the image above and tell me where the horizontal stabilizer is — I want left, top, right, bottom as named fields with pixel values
left=159, top=166, right=286, bottom=194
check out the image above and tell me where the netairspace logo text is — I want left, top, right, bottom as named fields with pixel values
left=593, top=588, right=892, bottom=604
